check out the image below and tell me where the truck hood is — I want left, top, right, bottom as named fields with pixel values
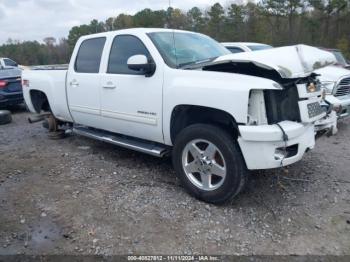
left=313, top=65, right=350, bottom=82
left=212, top=44, right=336, bottom=79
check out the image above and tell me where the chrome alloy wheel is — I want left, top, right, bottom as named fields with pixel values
left=181, top=139, right=227, bottom=191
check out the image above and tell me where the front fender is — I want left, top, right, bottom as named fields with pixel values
left=162, top=68, right=281, bottom=145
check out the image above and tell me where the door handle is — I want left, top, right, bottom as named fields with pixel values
left=69, top=80, right=79, bottom=87
left=103, top=81, right=116, bottom=89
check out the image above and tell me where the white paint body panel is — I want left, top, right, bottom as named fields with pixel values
left=97, top=32, right=165, bottom=143
left=161, top=68, right=280, bottom=145
left=238, top=123, right=315, bottom=169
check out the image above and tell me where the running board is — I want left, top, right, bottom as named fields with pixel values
left=73, top=126, right=169, bottom=157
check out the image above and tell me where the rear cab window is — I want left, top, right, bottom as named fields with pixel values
left=75, top=37, right=106, bottom=73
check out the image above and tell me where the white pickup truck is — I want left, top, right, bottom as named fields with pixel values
left=22, top=28, right=335, bottom=203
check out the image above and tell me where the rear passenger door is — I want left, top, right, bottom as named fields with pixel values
left=99, top=34, right=164, bottom=143
left=67, top=37, right=106, bottom=128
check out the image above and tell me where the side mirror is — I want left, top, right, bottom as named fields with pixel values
left=127, top=55, right=155, bottom=77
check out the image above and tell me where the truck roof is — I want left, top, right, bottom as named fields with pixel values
left=78, top=28, right=201, bottom=40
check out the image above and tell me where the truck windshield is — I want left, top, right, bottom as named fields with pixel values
left=148, top=31, right=230, bottom=69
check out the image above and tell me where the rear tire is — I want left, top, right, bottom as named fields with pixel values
left=172, top=124, right=248, bottom=204
left=0, top=110, right=12, bottom=125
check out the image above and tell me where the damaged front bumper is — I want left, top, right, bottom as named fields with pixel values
left=315, top=110, right=338, bottom=135
left=237, top=121, right=315, bottom=170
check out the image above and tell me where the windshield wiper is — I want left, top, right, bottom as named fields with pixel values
left=178, top=56, right=218, bottom=69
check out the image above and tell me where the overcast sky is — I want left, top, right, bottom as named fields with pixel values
left=0, top=0, right=238, bottom=44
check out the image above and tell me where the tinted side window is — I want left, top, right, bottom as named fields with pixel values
left=75, top=37, right=106, bottom=73
left=108, top=35, right=151, bottom=75
left=227, top=47, right=244, bottom=54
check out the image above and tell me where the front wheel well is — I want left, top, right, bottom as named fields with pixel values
left=170, top=105, right=240, bottom=144
left=30, top=90, right=51, bottom=113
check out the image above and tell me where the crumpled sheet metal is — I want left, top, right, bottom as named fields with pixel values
left=214, top=44, right=337, bottom=79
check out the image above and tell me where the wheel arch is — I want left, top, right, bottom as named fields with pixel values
left=170, top=105, right=240, bottom=144
left=29, top=89, right=51, bottom=113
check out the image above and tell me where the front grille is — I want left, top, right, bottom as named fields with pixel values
left=335, top=77, right=350, bottom=97
left=307, top=102, right=324, bottom=118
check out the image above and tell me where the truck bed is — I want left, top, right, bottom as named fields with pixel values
left=22, top=68, right=72, bottom=122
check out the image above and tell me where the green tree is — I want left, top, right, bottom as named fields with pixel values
left=187, top=7, right=206, bottom=32
left=224, top=3, right=246, bottom=41
left=67, top=20, right=105, bottom=53
left=166, top=7, right=187, bottom=29
left=134, top=9, right=166, bottom=27
left=207, top=3, right=225, bottom=40
left=260, top=0, right=304, bottom=44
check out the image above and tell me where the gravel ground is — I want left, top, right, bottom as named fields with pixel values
left=0, top=107, right=349, bottom=256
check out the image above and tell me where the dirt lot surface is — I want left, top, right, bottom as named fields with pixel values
left=0, top=107, right=350, bottom=256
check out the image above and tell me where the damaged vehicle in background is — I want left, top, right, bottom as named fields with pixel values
left=22, top=29, right=334, bottom=203
left=315, top=48, right=350, bottom=132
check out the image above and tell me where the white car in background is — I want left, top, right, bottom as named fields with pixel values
left=222, top=42, right=350, bottom=135
left=222, top=42, right=273, bottom=53
left=0, top=57, right=19, bottom=69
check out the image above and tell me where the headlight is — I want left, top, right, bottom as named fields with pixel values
left=320, top=81, right=336, bottom=94
left=307, top=82, right=317, bottom=93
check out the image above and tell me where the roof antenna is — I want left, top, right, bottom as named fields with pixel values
left=168, top=0, right=178, bottom=67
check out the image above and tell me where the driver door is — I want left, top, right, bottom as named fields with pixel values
left=99, top=34, right=164, bottom=143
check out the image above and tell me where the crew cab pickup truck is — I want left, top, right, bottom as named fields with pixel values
left=22, top=28, right=335, bottom=203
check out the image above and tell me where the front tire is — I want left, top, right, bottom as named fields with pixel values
left=172, top=124, right=248, bottom=204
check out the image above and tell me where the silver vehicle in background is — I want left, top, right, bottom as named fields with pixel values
left=0, top=57, right=19, bottom=70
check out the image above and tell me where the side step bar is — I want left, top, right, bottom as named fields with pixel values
left=73, top=126, right=169, bottom=157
